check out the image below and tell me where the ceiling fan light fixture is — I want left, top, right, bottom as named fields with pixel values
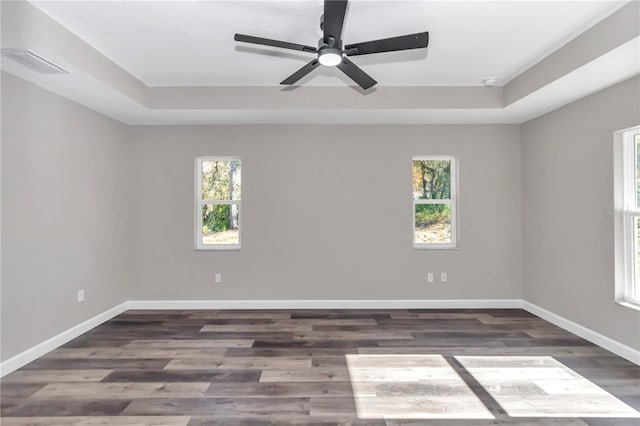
left=318, top=47, right=342, bottom=66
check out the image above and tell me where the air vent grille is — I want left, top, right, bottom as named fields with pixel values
left=1, top=49, right=69, bottom=74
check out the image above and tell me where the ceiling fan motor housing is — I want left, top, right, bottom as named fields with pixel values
left=318, top=35, right=341, bottom=50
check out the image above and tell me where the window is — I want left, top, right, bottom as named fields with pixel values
left=412, top=156, right=457, bottom=248
left=614, top=127, right=640, bottom=308
left=196, top=157, right=241, bottom=250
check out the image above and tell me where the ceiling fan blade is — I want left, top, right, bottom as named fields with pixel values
left=323, top=0, right=348, bottom=42
left=345, top=32, right=429, bottom=56
left=336, top=57, right=377, bottom=90
left=280, top=59, right=321, bottom=85
left=235, top=33, right=317, bottom=53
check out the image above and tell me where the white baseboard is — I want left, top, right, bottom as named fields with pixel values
left=522, top=301, right=640, bottom=365
left=127, top=299, right=524, bottom=310
left=0, top=301, right=130, bottom=377
left=2, top=298, right=637, bottom=377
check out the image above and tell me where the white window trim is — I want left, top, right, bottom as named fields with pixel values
left=412, top=155, right=458, bottom=250
left=195, top=156, right=241, bottom=251
left=614, top=126, right=640, bottom=310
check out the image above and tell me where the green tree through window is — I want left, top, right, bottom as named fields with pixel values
left=197, top=158, right=241, bottom=248
left=412, top=157, right=456, bottom=247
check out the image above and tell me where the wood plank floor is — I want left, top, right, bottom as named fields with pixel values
left=1, top=309, right=638, bottom=425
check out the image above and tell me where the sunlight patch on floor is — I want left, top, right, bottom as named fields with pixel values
left=345, top=354, right=494, bottom=420
left=456, top=355, right=640, bottom=418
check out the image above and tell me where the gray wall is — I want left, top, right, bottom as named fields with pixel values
left=1, top=72, right=132, bottom=361
left=521, top=76, right=640, bottom=350
left=129, top=124, right=522, bottom=301
left=10, top=72, right=639, bottom=359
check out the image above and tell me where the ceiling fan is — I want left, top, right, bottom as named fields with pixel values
left=234, top=0, right=429, bottom=90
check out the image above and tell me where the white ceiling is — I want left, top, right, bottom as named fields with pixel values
left=3, top=0, right=637, bottom=125
left=31, top=0, right=626, bottom=87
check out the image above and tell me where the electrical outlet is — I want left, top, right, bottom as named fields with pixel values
left=77, top=290, right=85, bottom=303
left=214, top=273, right=222, bottom=284
left=441, top=272, right=447, bottom=283
left=427, top=273, right=434, bottom=283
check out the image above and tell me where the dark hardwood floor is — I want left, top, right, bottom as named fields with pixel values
left=1, top=309, right=638, bottom=425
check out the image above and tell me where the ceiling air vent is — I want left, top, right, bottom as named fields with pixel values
left=1, top=49, right=69, bottom=74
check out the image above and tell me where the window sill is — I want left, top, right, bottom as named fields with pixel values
left=195, top=245, right=241, bottom=251
left=615, top=299, right=640, bottom=312
left=413, top=244, right=459, bottom=250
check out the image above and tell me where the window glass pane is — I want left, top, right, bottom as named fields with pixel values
left=201, top=160, right=241, bottom=200
left=414, top=204, right=451, bottom=244
left=202, top=204, right=239, bottom=245
left=413, top=160, right=451, bottom=200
